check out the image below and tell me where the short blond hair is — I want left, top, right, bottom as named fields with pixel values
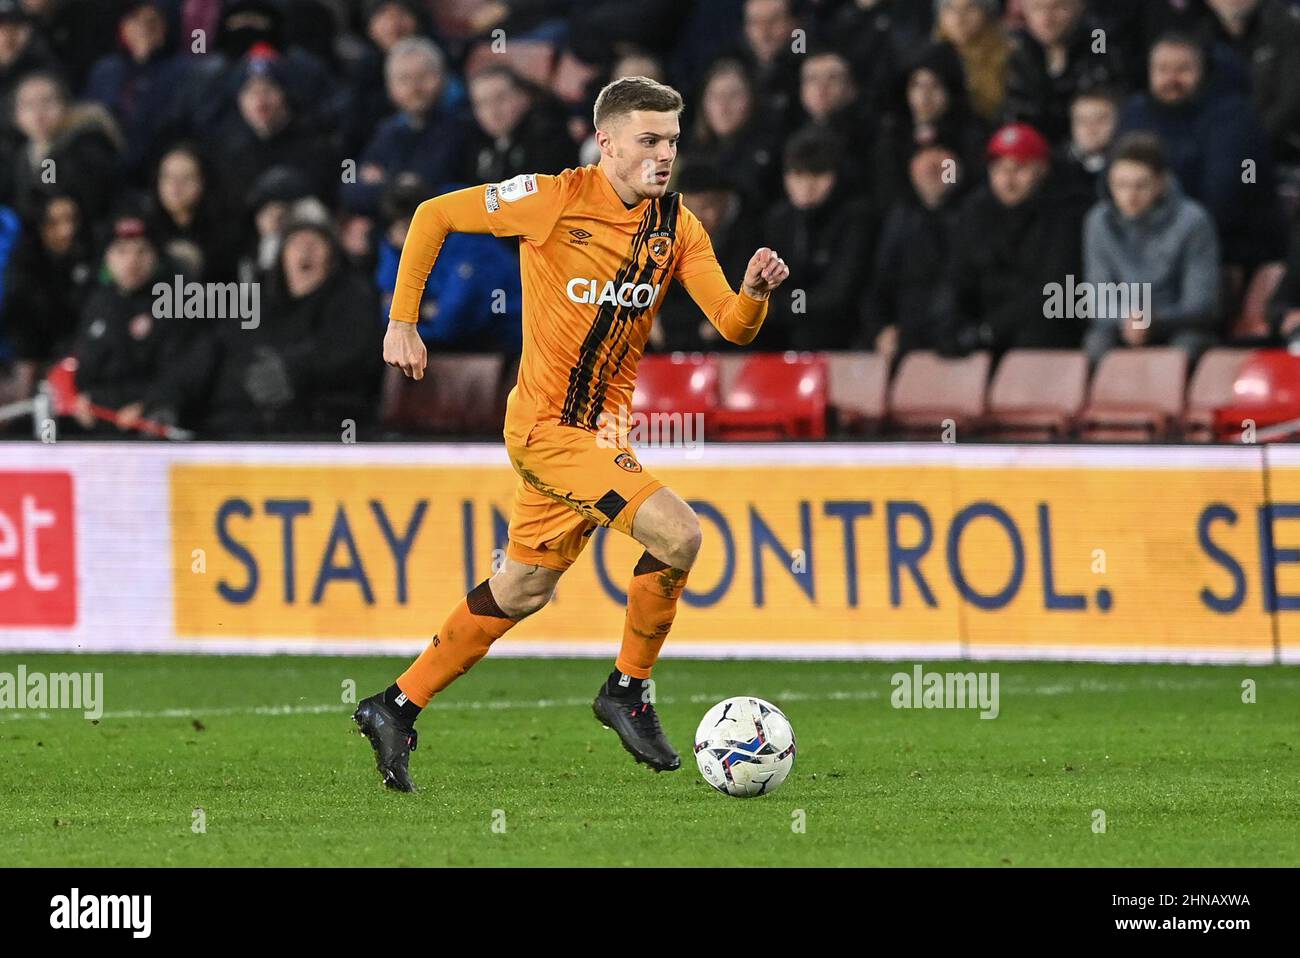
left=593, top=75, right=683, bottom=130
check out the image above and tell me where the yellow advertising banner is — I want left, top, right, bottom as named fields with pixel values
left=171, top=456, right=1278, bottom=657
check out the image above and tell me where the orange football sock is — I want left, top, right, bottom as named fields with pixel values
left=396, top=580, right=517, bottom=707
left=615, top=551, right=690, bottom=679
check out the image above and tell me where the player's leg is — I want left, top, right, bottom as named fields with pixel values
left=353, top=481, right=588, bottom=791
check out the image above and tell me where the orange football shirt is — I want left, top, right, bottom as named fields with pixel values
left=389, top=164, right=768, bottom=445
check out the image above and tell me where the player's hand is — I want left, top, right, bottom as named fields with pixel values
left=742, top=247, right=789, bottom=300
left=384, top=319, right=427, bottom=381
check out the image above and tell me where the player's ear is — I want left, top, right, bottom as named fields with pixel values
left=594, top=127, right=612, bottom=158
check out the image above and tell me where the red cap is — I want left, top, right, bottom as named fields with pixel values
left=986, top=123, right=1050, bottom=165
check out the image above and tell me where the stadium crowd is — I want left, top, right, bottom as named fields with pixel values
left=2, top=0, right=1300, bottom=436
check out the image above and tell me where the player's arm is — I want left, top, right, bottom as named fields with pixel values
left=674, top=215, right=788, bottom=346
left=384, top=174, right=563, bottom=379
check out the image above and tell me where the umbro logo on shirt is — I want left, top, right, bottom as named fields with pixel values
left=568, top=228, right=592, bottom=246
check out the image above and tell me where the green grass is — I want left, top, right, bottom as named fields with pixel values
left=1, top=654, right=1297, bottom=867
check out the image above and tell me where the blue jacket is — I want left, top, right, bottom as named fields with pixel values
left=375, top=232, right=521, bottom=351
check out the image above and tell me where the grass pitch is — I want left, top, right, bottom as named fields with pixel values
left=1, top=654, right=1297, bottom=867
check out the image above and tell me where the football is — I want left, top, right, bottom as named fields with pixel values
left=693, top=696, right=797, bottom=798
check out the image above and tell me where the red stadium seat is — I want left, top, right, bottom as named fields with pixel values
left=1212, top=349, right=1300, bottom=441
left=826, top=352, right=888, bottom=435
left=886, top=350, right=990, bottom=438
left=712, top=352, right=829, bottom=440
left=1077, top=347, right=1187, bottom=441
left=632, top=353, right=721, bottom=416
left=1182, top=348, right=1252, bottom=442
left=379, top=354, right=507, bottom=435
left=983, top=349, right=1088, bottom=440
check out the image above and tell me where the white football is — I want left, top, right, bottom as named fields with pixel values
left=694, top=696, right=796, bottom=797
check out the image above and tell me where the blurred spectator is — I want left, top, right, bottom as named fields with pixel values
left=1118, top=31, right=1287, bottom=269
left=934, top=0, right=1011, bottom=122
left=682, top=58, right=781, bottom=208
left=71, top=213, right=189, bottom=432
left=874, top=43, right=988, bottom=206
left=9, top=0, right=120, bottom=92
left=1201, top=0, right=1300, bottom=164
left=208, top=50, right=339, bottom=208
left=342, top=37, right=466, bottom=217
left=148, top=143, right=241, bottom=283
left=578, top=49, right=667, bottom=165
left=1, top=189, right=93, bottom=394
left=83, top=0, right=192, bottom=182
left=735, top=0, right=802, bottom=137
left=653, top=163, right=758, bottom=351
left=759, top=126, right=875, bottom=349
left=197, top=206, right=382, bottom=436
left=0, top=0, right=59, bottom=106
left=1269, top=221, right=1300, bottom=344
left=798, top=47, right=874, bottom=164
left=861, top=143, right=967, bottom=363
left=341, top=0, right=434, bottom=154
left=938, top=122, right=1088, bottom=354
left=1057, top=86, right=1121, bottom=204
left=236, top=166, right=318, bottom=284
left=375, top=176, right=522, bottom=352
left=824, top=0, right=920, bottom=118
left=2, top=71, right=123, bottom=222
left=461, top=65, right=575, bottom=185
left=1081, top=132, right=1221, bottom=365
left=1004, top=0, right=1127, bottom=144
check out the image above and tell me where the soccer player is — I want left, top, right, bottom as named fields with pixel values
left=354, top=76, right=790, bottom=791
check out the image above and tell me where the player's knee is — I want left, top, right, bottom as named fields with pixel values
left=490, top=566, right=556, bottom=618
left=666, top=514, right=702, bottom=570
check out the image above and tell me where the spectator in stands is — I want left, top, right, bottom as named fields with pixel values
left=1118, top=31, right=1288, bottom=270
left=1057, top=86, right=1121, bottom=205
left=759, top=126, right=875, bottom=350
left=578, top=49, right=669, bottom=165
left=736, top=0, right=802, bottom=138
left=1, top=189, right=93, bottom=397
left=375, top=176, right=522, bottom=353
left=342, top=37, right=466, bottom=218
left=682, top=58, right=781, bottom=209
left=148, top=143, right=241, bottom=283
left=798, top=47, right=874, bottom=171
left=861, top=144, right=967, bottom=364
left=937, top=122, right=1088, bottom=355
left=197, top=206, right=382, bottom=436
left=342, top=0, right=434, bottom=155
left=1201, top=0, right=1300, bottom=165
left=3, top=71, right=122, bottom=222
left=208, top=50, right=339, bottom=209
left=83, top=0, right=192, bottom=182
left=0, top=0, right=59, bottom=107
left=824, top=0, right=919, bottom=118
left=653, top=164, right=758, bottom=352
left=235, top=166, right=318, bottom=285
left=1269, top=222, right=1300, bottom=344
left=1004, top=0, right=1127, bottom=144
left=874, top=43, right=988, bottom=205
left=460, top=65, right=575, bottom=185
left=1081, top=132, right=1221, bottom=365
left=70, top=213, right=189, bottom=432
left=934, top=0, right=1011, bottom=122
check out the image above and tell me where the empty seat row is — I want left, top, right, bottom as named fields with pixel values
left=378, top=347, right=1299, bottom=443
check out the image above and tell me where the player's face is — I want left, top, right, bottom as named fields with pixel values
left=605, top=110, right=680, bottom=201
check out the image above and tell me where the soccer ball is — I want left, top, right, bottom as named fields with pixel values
left=694, top=696, right=796, bottom=797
